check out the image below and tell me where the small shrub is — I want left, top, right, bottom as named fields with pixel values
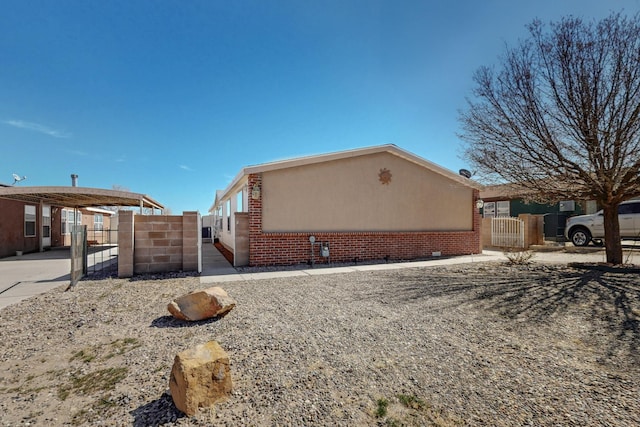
left=58, top=367, right=128, bottom=401
left=397, top=393, right=426, bottom=410
left=70, top=349, right=96, bottom=363
left=375, top=398, right=389, bottom=418
left=503, top=248, right=534, bottom=264
left=104, top=338, right=141, bottom=359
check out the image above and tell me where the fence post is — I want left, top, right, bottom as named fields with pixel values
left=519, top=214, right=531, bottom=248
left=118, top=210, right=135, bottom=278
left=182, top=211, right=199, bottom=272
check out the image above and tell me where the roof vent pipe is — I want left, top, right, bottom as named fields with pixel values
left=71, top=174, right=78, bottom=187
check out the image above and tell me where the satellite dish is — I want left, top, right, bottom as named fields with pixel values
left=12, top=173, right=27, bottom=185
left=458, top=169, right=472, bottom=179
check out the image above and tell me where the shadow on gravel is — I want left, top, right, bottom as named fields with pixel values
left=130, top=392, right=183, bottom=426
left=384, top=267, right=640, bottom=365
left=150, top=315, right=223, bottom=328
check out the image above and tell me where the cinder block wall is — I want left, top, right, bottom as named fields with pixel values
left=182, top=212, right=199, bottom=271
left=247, top=173, right=482, bottom=267
left=117, top=210, right=135, bottom=278
left=481, top=217, right=492, bottom=248
left=117, top=211, right=200, bottom=277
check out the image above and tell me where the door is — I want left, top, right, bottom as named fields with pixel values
left=42, top=205, right=51, bottom=247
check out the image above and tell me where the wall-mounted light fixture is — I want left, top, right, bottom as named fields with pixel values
left=476, top=199, right=485, bottom=209
left=251, top=184, right=261, bottom=200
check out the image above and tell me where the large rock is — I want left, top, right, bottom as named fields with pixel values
left=169, top=341, right=232, bottom=416
left=168, top=287, right=236, bottom=321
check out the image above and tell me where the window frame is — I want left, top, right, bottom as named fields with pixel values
left=94, top=213, right=104, bottom=232
left=62, top=209, right=82, bottom=234
left=24, top=205, right=36, bottom=237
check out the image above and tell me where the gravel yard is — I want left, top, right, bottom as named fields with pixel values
left=0, top=261, right=638, bottom=426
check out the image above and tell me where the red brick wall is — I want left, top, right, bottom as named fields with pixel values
left=248, top=174, right=481, bottom=267
left=0, top=199, right=44, bottom=257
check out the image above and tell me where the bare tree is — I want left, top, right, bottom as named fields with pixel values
left=460, top=13, right=640, bottom=264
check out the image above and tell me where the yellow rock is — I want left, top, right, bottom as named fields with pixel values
left=169, top=341, right=232, bottom=416
left=168, top=286, right=236, bottom=321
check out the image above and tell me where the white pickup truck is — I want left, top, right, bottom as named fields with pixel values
left=564, top=200, right=640, bottom=246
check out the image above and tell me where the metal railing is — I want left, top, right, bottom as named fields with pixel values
left=491, top=217, right=525, bottom=248
left=85, top=228, right=119, bottom=277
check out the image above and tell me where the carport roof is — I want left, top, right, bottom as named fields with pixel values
left=0, top=186, right=164, bottom=210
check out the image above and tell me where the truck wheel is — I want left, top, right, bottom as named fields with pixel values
left=570, top=228, right=591, bottom=247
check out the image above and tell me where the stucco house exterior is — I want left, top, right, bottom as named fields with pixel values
left=210, top=144, right=483, bottom=267
left=59, top=207, right=116, bottom=246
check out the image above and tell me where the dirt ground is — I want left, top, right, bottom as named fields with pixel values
left=0, top=260, right=638, bottom=426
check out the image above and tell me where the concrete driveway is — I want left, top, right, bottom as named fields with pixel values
left=0, top=248, right=72, bottom=310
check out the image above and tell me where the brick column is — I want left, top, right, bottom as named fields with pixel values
left=247, top=173, right=262, bottom=266
left=473, top=189, right=482, bottom=253
left=118, top=210, right=134, bottom=278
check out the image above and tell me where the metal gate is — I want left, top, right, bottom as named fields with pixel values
left=70, top=226, right=86, bottom=287
left=85, top=228, right=119, bottom=277
left=69, top=227, right=118, bottom=287
left=491, top=217, right=525, bottom=248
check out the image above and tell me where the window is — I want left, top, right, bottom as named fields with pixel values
left=496, top=201, right=510, bottom=217
left=214, top=206, right=223, bottom=232
left=43, top=206, right=51, bottom=238
left=483, top=202, right=496, bottom=218
left=94, top=214, right=104, bottom=231
left=619, top=202, right=640, bottom=215
left=226, top=199, right=231, bottom=231
left=62, top=209, right=82, bottom=234
left=237, top=191, right=243, bottom=212
left=24, top=205, right=36, bottom=237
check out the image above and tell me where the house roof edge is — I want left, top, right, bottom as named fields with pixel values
left=212, top=144, right=482, bottom=206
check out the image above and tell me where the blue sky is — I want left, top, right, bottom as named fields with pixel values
left=1, top=1, right=639, bottom=213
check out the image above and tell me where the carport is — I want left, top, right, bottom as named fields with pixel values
left=0, top=186, right=164, bottom=253
left=0, top=186, right=164, bottom=285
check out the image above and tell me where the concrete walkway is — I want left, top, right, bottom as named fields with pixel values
left=0, top=248, right=71, bottom=310
left=200, top=242, right=237, bottom=276
left=199, top=246, right=508, bottom=284
left=198, top=243, right=640, bottom=285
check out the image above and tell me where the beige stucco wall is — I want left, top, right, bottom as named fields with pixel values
left=262, top=152, right=473, bottom=232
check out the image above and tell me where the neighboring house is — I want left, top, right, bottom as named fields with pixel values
left=0, top=183, right=163, bottom=258
left=60, top=207, right=116, bottom=246
left=479, top=183, right=598, bottom=242
left=480, top=183, right=596, bottom=218
left=210, top=144, right=483, bottom=267
left=0, top=184, right=61, bottom=258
